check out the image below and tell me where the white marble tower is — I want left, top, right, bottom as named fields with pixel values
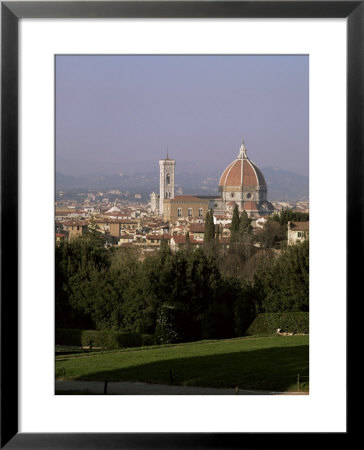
left=159, top=154, right=176, bottom=214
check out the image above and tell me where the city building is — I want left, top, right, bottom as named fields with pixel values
left=62, top=221, right=89, bottom=241
left=287, top=221, right=309, bottom=245
left=163, top=196, right=211, bottom=222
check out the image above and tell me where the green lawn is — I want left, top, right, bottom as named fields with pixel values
left=55, top=335, right=309, bottom=392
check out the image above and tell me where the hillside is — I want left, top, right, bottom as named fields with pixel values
left=56, top=167, right=308, bottom=202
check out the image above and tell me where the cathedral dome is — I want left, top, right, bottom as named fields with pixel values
left=216, top=140, right=273, bottom=217
left=219, top=141, right=267, bottom=189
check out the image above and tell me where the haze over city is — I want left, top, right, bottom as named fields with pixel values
left=56, top=55, right=309, bottom=178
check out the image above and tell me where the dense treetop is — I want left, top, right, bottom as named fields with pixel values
left=56, top=226, right=309, bottom=343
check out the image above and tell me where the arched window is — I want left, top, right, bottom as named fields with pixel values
left=166, top=174, right=170, bottom=185
left=177, top=208, right=182, bottom=217
left=188, top=208, right=193, bottom=217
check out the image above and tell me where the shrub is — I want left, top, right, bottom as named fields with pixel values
left=245, top=312, right=309, bottom=336
left=55, top=328, right=83, bottom=346
left=55, top=328, right=154, bottom=349
left=80, top=330, right=143, bottom=349
left=141, top=334, right=156, bottom=346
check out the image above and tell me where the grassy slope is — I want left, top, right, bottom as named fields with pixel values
left=56, top=335, right=309, bottom=391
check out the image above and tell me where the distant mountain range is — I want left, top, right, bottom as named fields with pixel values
left=56, top=167, right=308, bottom=202
left=262, top=167, right=309, bottom=201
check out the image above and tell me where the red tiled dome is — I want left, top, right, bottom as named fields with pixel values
left=219, top=142, right=267, bottom=188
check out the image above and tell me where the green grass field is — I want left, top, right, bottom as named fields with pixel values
left=56, top=335, right=309, bottom=392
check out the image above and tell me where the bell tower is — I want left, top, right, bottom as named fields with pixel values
left=159, top=152, right=176, bottom=214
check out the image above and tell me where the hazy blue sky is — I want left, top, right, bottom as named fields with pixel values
left=56, top=55, right=308, bottom=176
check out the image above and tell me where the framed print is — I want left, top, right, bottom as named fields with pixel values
left=1, top=1, right=358, bottom=448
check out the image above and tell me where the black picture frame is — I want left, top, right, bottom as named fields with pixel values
left=1, top=1, right=358, bottom=448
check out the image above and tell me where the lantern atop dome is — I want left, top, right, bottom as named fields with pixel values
left=238, top=139, right=248, bottom=159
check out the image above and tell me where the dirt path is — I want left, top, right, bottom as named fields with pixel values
left=55, top=380, right=308, bottom=395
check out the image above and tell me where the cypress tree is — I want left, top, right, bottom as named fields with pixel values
left=204, top=209, right=215, bottom=242
left=239, top=210, right=253, bottom=236
left=204, top=210, right=209, bottom=243
left=185, top=231, right=191, bottom=252
left=215, top=224, right=220, bottom=242
left=230, top=205, right=240, bottom=243
left=160, top=235, right=169, bottom=253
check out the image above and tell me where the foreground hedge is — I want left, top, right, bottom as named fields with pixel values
left=245, top=312, right=309, bottom=336
left=55, top=328, right=155, bottom=349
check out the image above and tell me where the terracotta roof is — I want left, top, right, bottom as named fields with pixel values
left=219, top=160, right=242, bottom=186
left=289, top=221, right=309, bottom=232
left=146, top=234, right=172, bottom=240
left=243, top=201, right=259, bottom=210
left=243, top=160, right=259, bottom=185
left=214, top=215, right=230, bottom=220
left=219, top=160, right=235, bottom=186
left=109, top=219, right=138, bottom=224
left=189, top=224, right=205, bottom=233
left=55, top=210, right=73, bottom=215
left=119, top=234, right=134, bottom=239
left=250, top=161, right=267, bottom=186
left=171, top=235, right=199, bottom=245
left=219, top=158, right=267, bottom=188
left=146, top=222, right=167, bottom=227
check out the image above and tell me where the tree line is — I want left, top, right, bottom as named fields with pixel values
left=56, top=207, right=309, bottom=343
